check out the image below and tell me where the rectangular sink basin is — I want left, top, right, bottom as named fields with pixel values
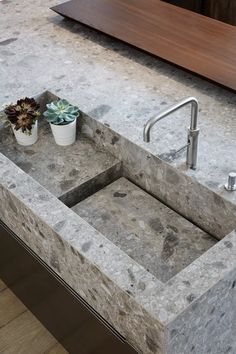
left=72, top=177, right=217, bottom=283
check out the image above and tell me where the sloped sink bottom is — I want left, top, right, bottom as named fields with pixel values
left=0, top=119, right=121, bottom=207
left=72, top=177, right=217, bottom=283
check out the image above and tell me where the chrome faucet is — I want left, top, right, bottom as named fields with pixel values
left=143, top=97, right=200, bottom=170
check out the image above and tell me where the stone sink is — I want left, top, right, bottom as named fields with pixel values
left=1, top=91, right=236, bottom=354
left=72, top=177, right=216, bottom=283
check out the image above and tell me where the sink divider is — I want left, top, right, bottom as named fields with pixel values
left=59, top=161, right=123, bottom=208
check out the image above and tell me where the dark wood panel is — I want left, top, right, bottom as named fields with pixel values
left=51, top=0, right=236, bottom=90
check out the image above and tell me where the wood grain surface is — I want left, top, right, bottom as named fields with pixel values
left=0, top=288, right=26, bottom=328
left=52, top=0, right=236, bottom=90
left=46, top=343, right=69, bottom=354
left=0, top=285, right=68, bottom=354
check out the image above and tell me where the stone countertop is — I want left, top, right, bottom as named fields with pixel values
left=1, top=2, right=236, bottom=353
left=1, top=92, right=236, bottom=353
left=0, top=0, right=236, bottom=204
left=0, top=115, right=121, bottom=206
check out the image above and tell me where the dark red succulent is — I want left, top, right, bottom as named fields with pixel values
left=4, top=97, right=40, bottom=133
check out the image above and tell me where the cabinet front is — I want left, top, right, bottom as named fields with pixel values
left=0, top=221, right=137, bottom=354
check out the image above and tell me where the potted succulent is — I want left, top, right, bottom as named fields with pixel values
left=1, top=97, right=40, bottom=146
left=43, top=99, right=79, bottom=146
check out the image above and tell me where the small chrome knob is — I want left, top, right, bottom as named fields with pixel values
left=225, top=172, right=236, bottom=191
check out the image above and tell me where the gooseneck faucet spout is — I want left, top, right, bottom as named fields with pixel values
left=143, top=97, right=199, bottom=170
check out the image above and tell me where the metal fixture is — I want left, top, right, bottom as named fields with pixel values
left=143, top=97, right=200, bottom=170
left=225, top=172, right=236, bottom=191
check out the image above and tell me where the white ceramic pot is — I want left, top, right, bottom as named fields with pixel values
left=12, top=120, right=38, bottom=146
left=50, top=118, right=77, bottom=146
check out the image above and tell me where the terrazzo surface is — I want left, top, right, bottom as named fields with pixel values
left=0, top=117, right=120, bottom=204
left=1, top=2, right=236, bottom=354
left=73, top=177, right=217, bottom=283
left=0, top=0, right=236, bottom=203
left=1, top=124, right=236, bottom=353
left=1, top=94, right=236, bottom=354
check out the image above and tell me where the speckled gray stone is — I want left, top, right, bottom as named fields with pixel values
left=0, top=152, right=165, bottom=354
left=78, top=106, right=236, bottom=240
left=1, top=0, right=236, bottom=349
left=1, top=92, right=236, bottom=353
left=0, top=115, right=121, bottom=206
left=0, top=0, right=236, bottom=207
left=73, top=177, right=217, bottom=283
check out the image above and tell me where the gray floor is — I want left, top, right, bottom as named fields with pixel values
left=0, top=0, right=236, bottom=204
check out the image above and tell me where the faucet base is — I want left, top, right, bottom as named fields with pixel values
left=187, top=128, right=200, bottom=170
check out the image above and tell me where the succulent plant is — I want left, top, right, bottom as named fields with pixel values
left=3, top=97, right=40, bottom=133
left=43, top=99, right=79, bottom=125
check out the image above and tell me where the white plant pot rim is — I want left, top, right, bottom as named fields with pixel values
left=50, top=119, right=76, bottom=127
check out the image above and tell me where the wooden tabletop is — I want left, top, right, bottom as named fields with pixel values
left=52, top=0, right=236, bottom=90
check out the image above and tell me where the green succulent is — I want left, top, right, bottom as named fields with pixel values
left=43, top=99, right=79, bottom=125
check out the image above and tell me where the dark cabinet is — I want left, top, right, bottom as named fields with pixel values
left=162, top=0, right=236, bottom=25
left=203, top=0, right=236, bottom=26
left=162, top=0, right=202, bottom=12
left=0, top=220, right=137, bottom=354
